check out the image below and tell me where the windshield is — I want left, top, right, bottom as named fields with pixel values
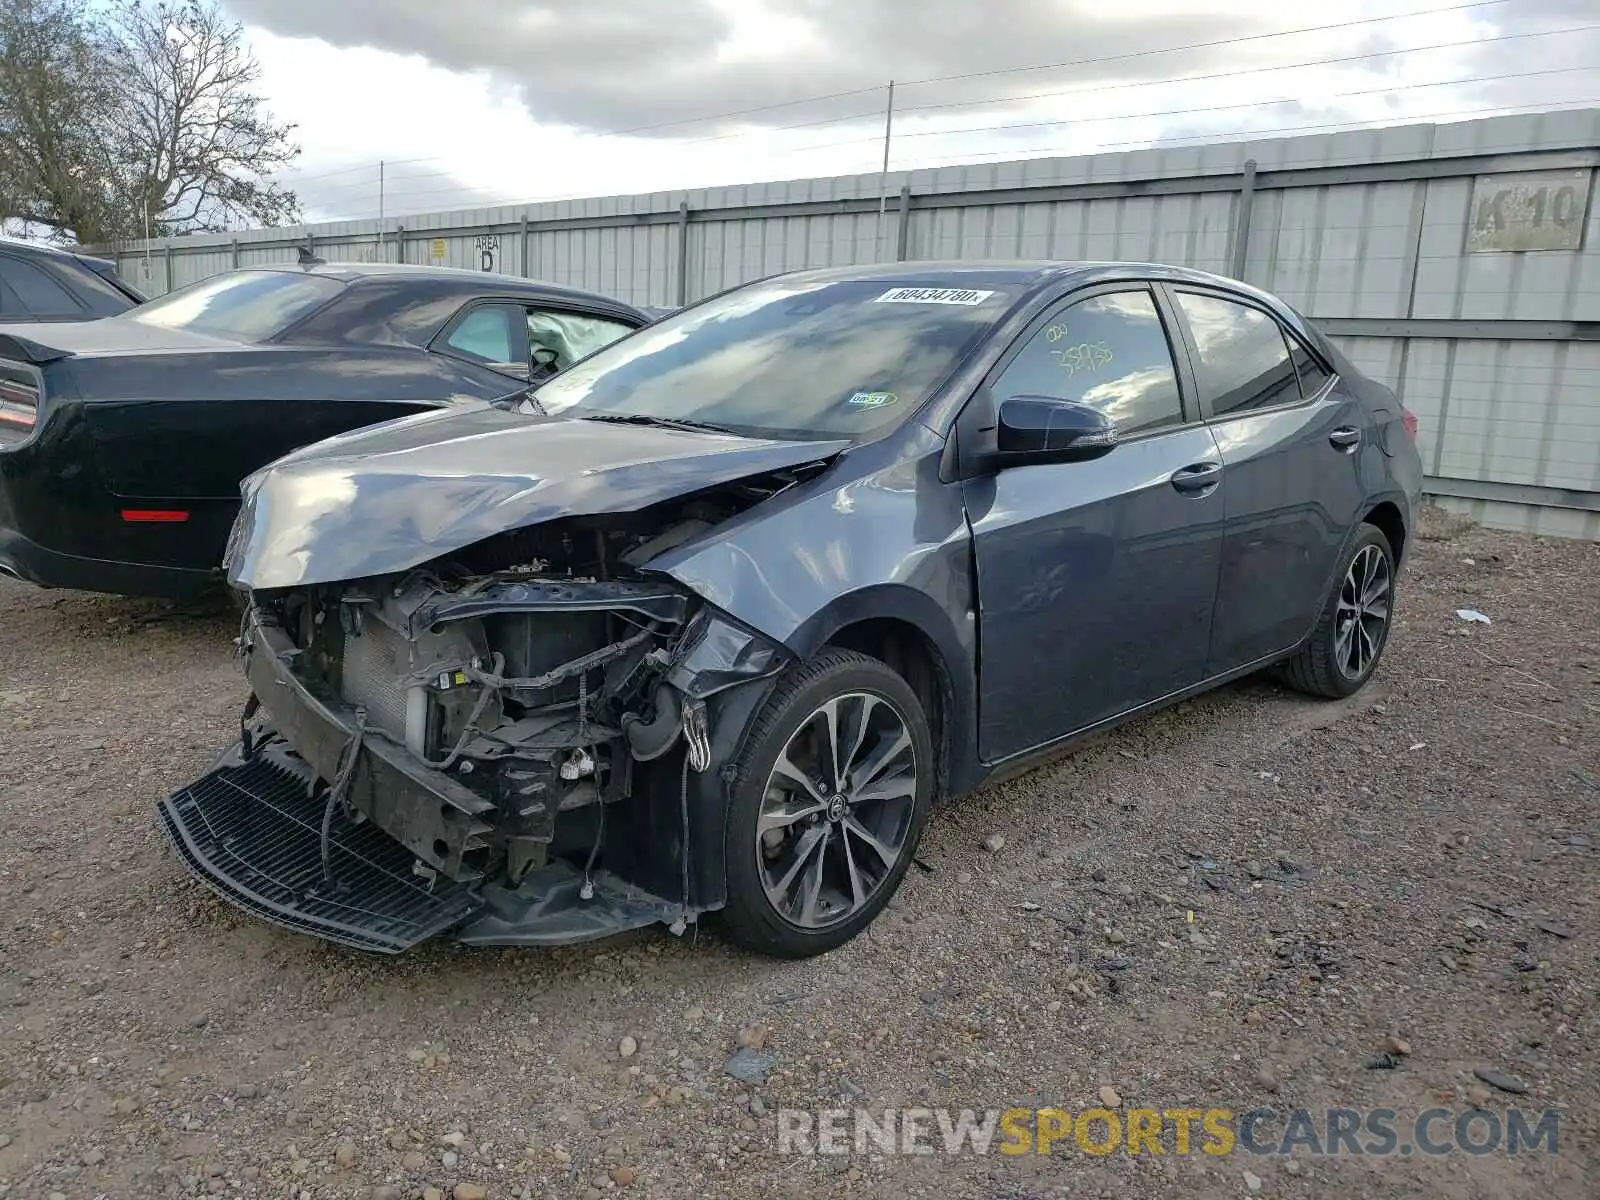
left=530, top=277, right=1018, bottom=439
left=128, top=270, right=343, bottom=341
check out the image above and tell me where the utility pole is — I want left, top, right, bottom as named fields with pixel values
left=874, top=80, right=895, bottom=262
left=378, top=161, right=385, bottom=223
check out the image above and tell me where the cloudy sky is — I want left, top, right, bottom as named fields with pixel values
left=219, top=0, right=1600, bottom=223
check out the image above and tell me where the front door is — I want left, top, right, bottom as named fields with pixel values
left=963, top=286, right=1226, bottom=763
left=1167, top=289, right=1370, bottom=673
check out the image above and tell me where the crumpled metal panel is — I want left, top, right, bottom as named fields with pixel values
left=223, top=405, right=847, bottom=591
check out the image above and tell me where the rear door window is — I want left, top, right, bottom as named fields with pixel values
left=53, top=258, right=142, bottom=315
left=0, top=255, right=86, bottom=318
left=1174, top=291, right=1302, bottom=417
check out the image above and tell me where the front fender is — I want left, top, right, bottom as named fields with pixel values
left=651, top=426, right=983, bottom=791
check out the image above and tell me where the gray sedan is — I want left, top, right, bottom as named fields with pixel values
left=162, top=261, right=1424, bottom=957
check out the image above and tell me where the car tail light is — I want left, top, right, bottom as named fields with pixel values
left=0, top=378, right=38, bottom=440
left=121, top=509, right=190, bottom=523
left=1401, top=407, right=1418, bottom=439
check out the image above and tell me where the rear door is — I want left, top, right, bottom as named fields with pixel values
left=1164, top=286, right=1368, bottom=674
left=964, top=284, right=1225, bottom=761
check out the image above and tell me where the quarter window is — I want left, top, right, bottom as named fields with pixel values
left=992, top=290, right=1183, bottom=435
left=1286, top=333, right=1333, bottom=398
left=1174, top=292, right=1302, bottom=416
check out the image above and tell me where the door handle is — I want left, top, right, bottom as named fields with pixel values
left=1329, top=426, right=1361, bottom=451
left=1169, top=462, right=1222, bottom=495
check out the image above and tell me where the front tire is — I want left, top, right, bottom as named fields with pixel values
left=1275, top=523, right=1396, bottom=698
left=719, top=649, right=933, bottom=958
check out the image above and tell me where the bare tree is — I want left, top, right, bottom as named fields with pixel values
left=0, top=0, right=299, bottom=243
left=110, top=0, right=301, bottom=237
left=0, top=0, right=126, bottom=241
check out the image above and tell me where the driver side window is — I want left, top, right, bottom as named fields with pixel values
left=526, top=309, right=635, bottom=373
left=993, top=289, right=1183, bottom=436
left=440, top=302, right=637, bottom=379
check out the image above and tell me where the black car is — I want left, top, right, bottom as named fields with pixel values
left=162, top=262, right=1422, bottom=957
left=0, top=236, right=145, bottom=323
left=0, top=261, right=651, bottom=597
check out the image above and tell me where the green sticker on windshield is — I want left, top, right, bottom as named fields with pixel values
left=846, top=390, right=898, bottom=410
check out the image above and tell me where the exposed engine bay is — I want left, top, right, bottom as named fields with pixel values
left=159, top=484, right=804, bottom=952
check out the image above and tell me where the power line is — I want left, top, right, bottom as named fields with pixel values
left=797, top=62, right=1600, bottom=155
left=891, top=23, right=1592, bottom=118
left=275, top=0, right=1518, bottom=191
left=647, top=21, right=1592, bottom=154
left=902, top=0, right=1513, bottom=89
left=311, top=56, right=1596, bottom=219
left=596, top=0, right=1517, bottom=137
left=349, top=94, right=1600, bottom=222
left=297, top=16, right=1591, bottom=208
left=907, top=97, right=1600, bottom=170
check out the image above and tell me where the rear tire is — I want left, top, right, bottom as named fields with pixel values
left=1274, top=523, right=1396, bottom=698
left=719, top=649, right=933, bottom=958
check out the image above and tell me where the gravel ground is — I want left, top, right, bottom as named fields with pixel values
left=0, top=506, right=1595, bottom=1200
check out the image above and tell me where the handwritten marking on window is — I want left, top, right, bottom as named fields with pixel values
left=1050, top=342, right=1115, bottom=375
left=1045, top=323, right=1070, bottom=342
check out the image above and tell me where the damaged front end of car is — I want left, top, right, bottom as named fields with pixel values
left=159, top=494, right=800, bottom=954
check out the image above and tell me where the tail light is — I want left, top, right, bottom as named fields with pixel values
left=0, top=378, right=38, bottom=441
left=1400, top=407, right=1418, bottom=440
left=121, top=509, right=190, bottom=523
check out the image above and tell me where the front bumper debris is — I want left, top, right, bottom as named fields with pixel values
left=157, top=602, right=702, bottom=952
left=160, top=741, right=689, bottom=952
left=158, top=745, right=481, bottom=953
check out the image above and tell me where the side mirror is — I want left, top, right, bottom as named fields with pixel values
left=994, top=395, right=1118, bottom=465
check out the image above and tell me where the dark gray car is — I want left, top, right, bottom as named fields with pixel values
left=161, top=261, right=1423, bottom=957
left=0, top=236, right=145, bottom=321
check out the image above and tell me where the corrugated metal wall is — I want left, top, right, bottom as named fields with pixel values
left=104, top=108, right=1600, bottom=537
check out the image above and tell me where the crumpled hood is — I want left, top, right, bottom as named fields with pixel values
left=224, top=405, right=846, bottom=590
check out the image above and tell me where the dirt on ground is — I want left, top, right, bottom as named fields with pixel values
left=0, top=506, right=1595, bottom=1200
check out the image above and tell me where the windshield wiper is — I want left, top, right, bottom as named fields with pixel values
left=579, top=412, right=738, bottom=435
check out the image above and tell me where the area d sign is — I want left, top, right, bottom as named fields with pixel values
left=476, top=235, right=500, bottom=272
left=1468, top=170, right=1592, bottom=252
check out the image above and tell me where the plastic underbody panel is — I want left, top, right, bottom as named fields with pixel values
left=159, top=741, right=684, bottom=953
left=158, top=747, right=480, bottom=953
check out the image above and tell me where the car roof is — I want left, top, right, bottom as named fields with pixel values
left=764, top=259, right=1247, bottom=290
left=0, top=235, right=118, bottom=270
left=258, top=260, right=634, bottom=310
left=758, top=259, right=1313, bottom=338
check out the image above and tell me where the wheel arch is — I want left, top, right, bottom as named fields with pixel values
left=1363, top=498, right=1408, bottom=565
left=786, top=583, right=980, bottom=797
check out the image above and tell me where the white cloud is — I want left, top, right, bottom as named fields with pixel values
left=234, top=0, right=1600, bottom=224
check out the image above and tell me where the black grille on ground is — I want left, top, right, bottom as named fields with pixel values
left=158, top=753, right=481, bottom=953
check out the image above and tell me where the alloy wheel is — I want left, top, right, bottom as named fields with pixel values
left=1334, top=544, right=1391, bottom=679
left=756, top=692, right=918, bottom=929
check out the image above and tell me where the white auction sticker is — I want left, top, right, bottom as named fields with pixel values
left=873, top=286, right=995, bottom=306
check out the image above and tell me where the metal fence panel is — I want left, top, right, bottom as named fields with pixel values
left=92, top=108, right=1600, bottom=535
